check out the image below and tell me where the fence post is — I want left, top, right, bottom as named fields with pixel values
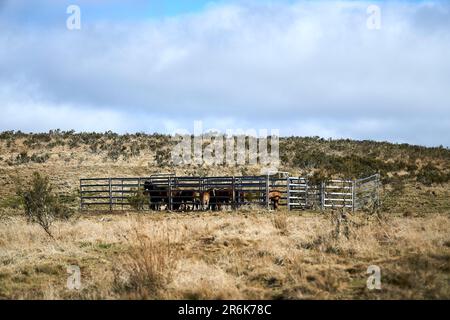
left=352, top=179, right=356, bottom=213
left=266, top=174, right=270, bottom=210
left=168, top=176, right=172, bottom=211
left=109, top=178, right=112, bottom=211
left=320, top=181, right=325, bottom=211
left=305, top=178, right=309, bottom=208
left=138, top=177, right=144, bottom=210
left=79, top=179, right=83, bottom=211
left=287, top=177, right=291, bottom=211
left=232, top=176, right=236, bottom=210
left=121, top=179, right=124, bottom=211
left=376, top=173, right=381, bottom=210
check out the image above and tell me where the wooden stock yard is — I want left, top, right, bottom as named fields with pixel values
left=80, top=173, right=380, bottom=212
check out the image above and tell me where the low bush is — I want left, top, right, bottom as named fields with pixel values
left=155, top=149, right=171, bottom=167
left=16, top=172, right=72, bottom=237
left=417, top=164, right=449, bottom=186
left=128, top=189, right=148, bottom=211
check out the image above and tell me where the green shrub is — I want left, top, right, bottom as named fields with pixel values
left=130, top=142, right=141, bottom=157
left=89, top=143, right=98, bottom=154
left=107, top=149, right=121, bottom=161
left=0, top=131, right=15, bottom=140
left=0, top=195, right=23, bottom=209
left=308, top=170, right=331, bottom=186
left=9, top=152, right=50, bottom=165
left=386, top=174, right=406, bottom=194
left=417, top=164, right=449, bottom=186
left=68, top=138, right=79, bottom=149
left=17, top=172, right=72, bottom=237
left=15, top=151, right=30, bottom=164
left=155, top=149, right=171, bottom=167
left=30, top=153, right=50, bottom=163
left=128, top=188, right=148, bottom=211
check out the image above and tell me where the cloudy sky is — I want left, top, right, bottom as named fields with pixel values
left=0, top=0, right=449, bottom=146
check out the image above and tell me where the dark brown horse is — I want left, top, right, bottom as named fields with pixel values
left=143, top=180, right=168, bottom=210
left=208, top=189, right=233, bottom=211
left=174, top=190, right=197, bottom=211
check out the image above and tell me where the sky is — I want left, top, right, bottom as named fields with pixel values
left=0, top=0, right=449, bottom=147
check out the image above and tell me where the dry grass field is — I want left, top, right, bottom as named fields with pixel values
left=1, top=210, right=449, bottom=299
left=0, top=132, right=449, bottom=299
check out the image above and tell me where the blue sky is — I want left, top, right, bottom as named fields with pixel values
left=0, top=0, right=212, bottom=22
left=0, top=0, right=449, bottom=146
left=1, top=1, right=289, bottom=21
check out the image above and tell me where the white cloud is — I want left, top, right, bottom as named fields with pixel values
left=0, top=1, right=449, bottom=146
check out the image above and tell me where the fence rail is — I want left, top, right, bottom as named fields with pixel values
left=80, top=173, right=380, bottom=212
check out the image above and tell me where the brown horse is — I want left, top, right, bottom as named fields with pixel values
left=269, top=190, right=282, bottom=210
left=193, top=191, right=210, bottom=210
left=143, top=180, right=168, bottom=210
left=209, top=189, right=233, bottom=211
left=173, top=190, right=197, bottom=211
left=176, top=190, right=211, bottom=211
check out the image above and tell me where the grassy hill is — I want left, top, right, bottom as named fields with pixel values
left=0, top=130, right=449, bottom=300
left=0, top=130, right=449, bottom=214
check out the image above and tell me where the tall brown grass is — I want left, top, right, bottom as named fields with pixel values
left=272, top=213, right=288, bottom=235
left=113, top=226, right=176, bottom=299
left=0, top=211, right=448, bottom=299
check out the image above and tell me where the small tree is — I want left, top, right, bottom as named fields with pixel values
left=17, top=172, right=68, bottom=238
left=128, top=188, right=148, bottom=211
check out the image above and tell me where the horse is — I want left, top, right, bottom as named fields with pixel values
left=171, top=190, right=209, bottom=211
left=198, top=191, right=210, bottom=210
left=269, top=190, right=282, bottom=210
left=175, top=190, right=196, bottom=211
left=208, top=189, right=233, bottom=211
left=232, top=190, right=281, bottom=210
left=143, top=180, right=168, bottom=210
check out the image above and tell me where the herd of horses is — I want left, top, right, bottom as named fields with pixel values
left=143, top=180, right=282, bottom=211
